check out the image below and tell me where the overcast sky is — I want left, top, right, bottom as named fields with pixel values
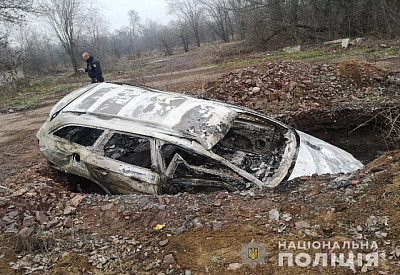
left=99, top=0, right=173, bottom=30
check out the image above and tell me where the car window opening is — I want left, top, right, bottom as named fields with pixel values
left=53, top=126, right=103, bottom=147
left=104, top=133, right=152, bottom=169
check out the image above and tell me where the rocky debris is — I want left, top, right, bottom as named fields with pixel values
left=268, top=208, right=280, bottom=221
left=342, top=38, right=351, bottom=49
left=163, top=254, right=175, bottom=264
left=63, top=205, right=76, bottom=215
left=281, top=213, right=292, bottom=222
left=295, top=220, right=311, bottom=231
left=213, top=199, right=222, bottom=207
left=227, top=262, right=242, bottom=270
left=212, top=221, right=222, bottom=231
left=159, top=239, right=169, bottom=247
left=1, top=137, right=400, bottom=274
left=182, top=60, right=397, bottom=117
left=100, top=203, right=113, bottom=211
left=22, top=216, right=36, bottom=227
left=35, top=211, right=49, bottom=225
left=389, top=247, right=400, bottom=259
left=174, top=225, right=187, bottom=235
left=283, top=45, right=301, bottom=53
left=17, top=227, right=34, bottom=238
left=70, top=194, right=85, bottom=207
left=323, top=37, right=364, bottom=47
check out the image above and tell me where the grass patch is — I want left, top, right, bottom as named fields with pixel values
left=214, top=48, right=327, bottom=68
left=340, top=46, right=400, bottom=60
left=0, top=77, right=83, bottom=110
left=218, top=45, right=400, bottom=67
left=102, top=72, right=115, bottom=78
left=286, top=49, right=324, bottom=59
left=125, top=63, right=160, bottom=75
left=370, top=47, right=400, bottom=59
left=222, top=57, right=265, bottom=68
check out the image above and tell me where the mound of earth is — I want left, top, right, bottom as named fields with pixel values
left=183, top=60, right=398, bottom=116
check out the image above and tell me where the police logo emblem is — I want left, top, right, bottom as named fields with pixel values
left=238, top=239, right=268, bottom=268
left=248, top=247, right=259, bottom=260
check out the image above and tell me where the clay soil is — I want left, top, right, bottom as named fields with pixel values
left=1, top=41, right=400, bottom=274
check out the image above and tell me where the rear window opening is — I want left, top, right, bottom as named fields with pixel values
left=53, top=126, right=103, bottom=147
left=213, top=115, right=288, bottom=182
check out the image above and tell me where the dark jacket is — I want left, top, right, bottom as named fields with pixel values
left=85, top=56, right=104, bottom=83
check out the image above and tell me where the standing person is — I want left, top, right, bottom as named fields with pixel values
left=79, top=52, right=104, bottom=83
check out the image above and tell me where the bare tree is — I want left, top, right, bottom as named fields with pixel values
left=0, top=25, right=17, bottom=70
left=128, top=9, right=141, bottom=57
left=40, top=0, right=85, bottom=73
left=159, top=26, right=173, bottom=56
left=42, top=32, right=58, bottom=69
left=175, top=19, right=191, bottom=52
left=0, top=0, right=36, bottom=72
left=228, top=0, right=248, bottom=40
left=201, top=0, right=233, bottom=42
left=85, top=8, right=103, bottom=53
left=167, top=0, right=204, bottom=47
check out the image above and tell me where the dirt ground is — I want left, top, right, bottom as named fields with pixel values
left=1, top=41, right=400, bottom=274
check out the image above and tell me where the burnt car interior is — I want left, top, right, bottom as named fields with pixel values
left=50, top=117, right=290, bottom=193
left=161, top=144, right=246, bottom=192
left=50, top=115, right=291, bottom=194
left=53, top=126, right=103, bottom=147
left=212, top=114, right=288, bottom=183
left=103, top=133, right=152, bottom=169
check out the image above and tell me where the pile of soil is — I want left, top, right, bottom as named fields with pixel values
left=336, top=59, right=388, bottom=85
left=182, top=60, right=398, bottom=116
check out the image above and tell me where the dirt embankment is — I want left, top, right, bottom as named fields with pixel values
left=0, top=148, right=399, bottom=274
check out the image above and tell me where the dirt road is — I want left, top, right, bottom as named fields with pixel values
left=0, top=103, right=55, bottom=184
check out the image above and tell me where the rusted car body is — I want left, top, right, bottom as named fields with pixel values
left=37, top=83, right=363, bottom=195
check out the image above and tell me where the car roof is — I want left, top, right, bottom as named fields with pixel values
left=62, top=83, right=238, bottom=149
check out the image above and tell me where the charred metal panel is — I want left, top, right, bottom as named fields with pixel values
left=63, top=83, right=238, bottom=150
left=173, top=105, right=237, bottom=149
left=129, top=94, right=187, bottom=118
left=49, top=84, right=97, bottom=120
left=74, top=87, right=115, bottom=111
left=289, top=131, right=363, bottom=179
left=161, top=144, right=246, bottom=193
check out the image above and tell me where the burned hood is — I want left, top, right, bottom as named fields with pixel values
left=62, top=83, right=238, bottom=149
left=288, top=131, right=363, bottom=179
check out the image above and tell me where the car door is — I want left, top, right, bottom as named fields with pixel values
left=50, top=125, right=105, bottom=180
left=86, top=132, right=160, bottom=195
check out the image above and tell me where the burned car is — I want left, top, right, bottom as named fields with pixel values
left=37, top=82, right=363, bottom=195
